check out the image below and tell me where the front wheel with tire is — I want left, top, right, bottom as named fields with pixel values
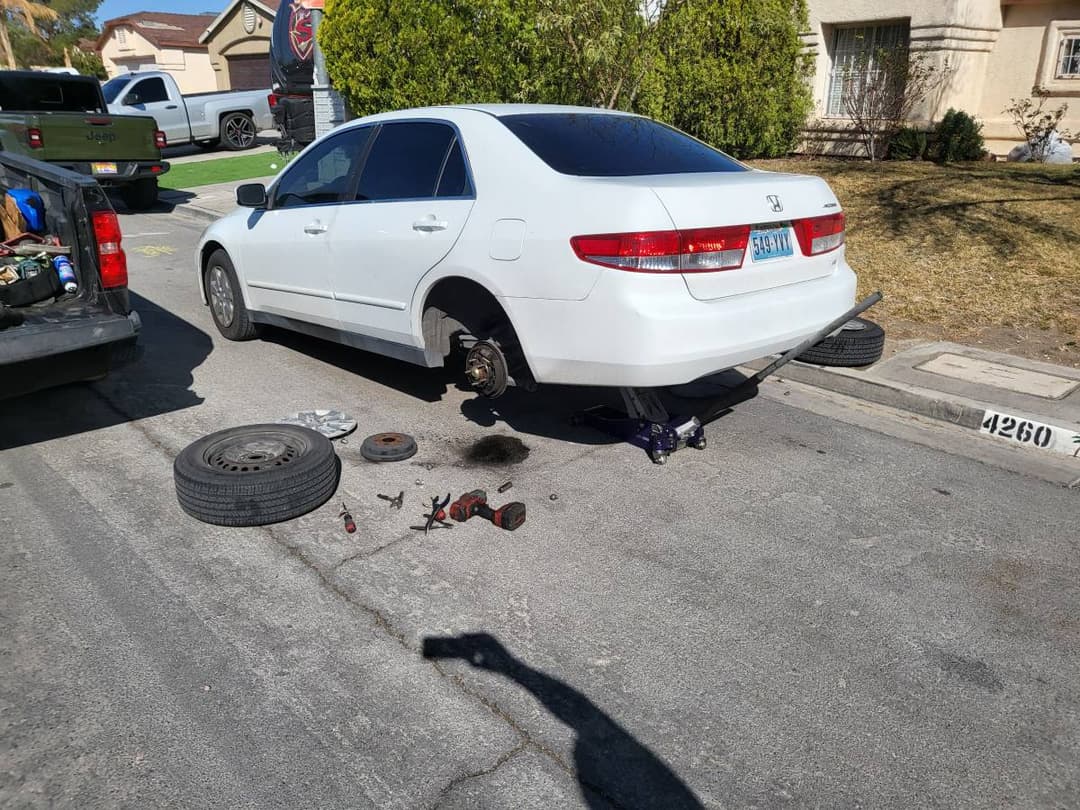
left=796, top=317, right=885, bottom=367
left=119, top=178, right=158, bottom=211
left=205, top=249, right=258, bottom=341
left=174, top=424, right=340, bottom=526
left=221, top=112, right=257, bottom=150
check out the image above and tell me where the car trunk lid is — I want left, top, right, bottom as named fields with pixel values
left=646, top=170, right=843, bottom=301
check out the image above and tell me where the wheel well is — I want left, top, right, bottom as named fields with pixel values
left=199, top=241, right=225, bottom=300
left=421, top=277, right=532, bottom=381
left=220, top=109, right=254, bottom=122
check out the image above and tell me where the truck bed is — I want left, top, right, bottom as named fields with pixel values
left=0, top=153, right=138, bottom=399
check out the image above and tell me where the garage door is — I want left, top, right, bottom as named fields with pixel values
left=227, top=55, right=271, bottom=91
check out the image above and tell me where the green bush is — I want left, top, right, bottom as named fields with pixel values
left=643, top=0, right=813, bottom=159
left=930, top=109, right=985, bottom=163
left=319, top=0, right=550, bottom=117
left=887, top=127, right=928, bottom=160
left=320, top=0, right=814, bottom=160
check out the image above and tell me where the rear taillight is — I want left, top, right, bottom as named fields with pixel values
left=27, top=127, right=43, bottom=149
left=570, top=225, right=750, bottom=273
left=154, top=129, right=167, bottom=149
left=268, top=92, right=279, bottom=108
left=92, top=210, right=128, bottom=289
left=793, top=213, right=845, bottom=256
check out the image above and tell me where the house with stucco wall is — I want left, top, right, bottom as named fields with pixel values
left=199, top=0, right=280, bottom=91
left=97, top=12, right=217, bottom=94
left=802, top=0, right=1080, bottom=156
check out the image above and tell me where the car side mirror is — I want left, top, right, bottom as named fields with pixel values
left=236, top=182, right=267, bottom=208
left=122, top=92, right=141, bottom=105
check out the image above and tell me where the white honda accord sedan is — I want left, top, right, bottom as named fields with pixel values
left=196, top=104, right=857, bottom=397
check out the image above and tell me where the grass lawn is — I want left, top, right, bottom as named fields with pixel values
left=750, top=159, right=1080, bottom=366
left=159, top=152, right=286, bottom=191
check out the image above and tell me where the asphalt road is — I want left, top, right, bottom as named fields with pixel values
left=1, top=210, right=1078, bottom=809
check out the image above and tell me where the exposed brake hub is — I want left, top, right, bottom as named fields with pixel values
left=465, top=340, right=509, bottom=398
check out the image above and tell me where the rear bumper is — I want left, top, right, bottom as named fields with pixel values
left=55, top=160, right=169, bottom=183
left=504, top=262, right=858, bottom=387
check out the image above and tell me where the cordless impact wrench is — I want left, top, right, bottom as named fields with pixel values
left=449, top=490, right=527, bottom=531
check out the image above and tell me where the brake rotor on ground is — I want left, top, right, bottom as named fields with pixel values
left=276, top=409, right=357, bottom=440
left=360, top=432, right=418, bottom=462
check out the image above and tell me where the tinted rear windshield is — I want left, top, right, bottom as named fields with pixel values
left=0, top=75, right=105, bottom=113
left=500, top=113, right=745, bottom=177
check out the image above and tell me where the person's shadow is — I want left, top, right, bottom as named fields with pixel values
left=423, top=633, right=704, bottom=809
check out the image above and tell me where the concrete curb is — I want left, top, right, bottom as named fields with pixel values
left=745, top=358, right=987, bottom=430
left=746, top=358, right=1080, bottom=463
left=159, top=193, right=220, bottom=224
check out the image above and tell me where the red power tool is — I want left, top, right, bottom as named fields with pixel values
left=449, top=490, right=526, bottom=531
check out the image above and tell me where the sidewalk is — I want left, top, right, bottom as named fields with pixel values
left=159, top=175, right=275, bottom=223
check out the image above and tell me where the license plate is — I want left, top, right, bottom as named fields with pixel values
left=92, top=162, right=118, bottom=175
left=750, top=227, right=793, bottom=262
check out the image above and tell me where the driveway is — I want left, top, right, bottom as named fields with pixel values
left=1, top=210, right=1077, bottom=808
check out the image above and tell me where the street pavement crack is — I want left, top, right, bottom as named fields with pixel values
left=331, top=531, right=416, bottom=571
left=428, top=741, right=529, bottom=810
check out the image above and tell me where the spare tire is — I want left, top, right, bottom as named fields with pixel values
left=174, top=424, right=339, bottom=526
left=796, top=317, right=885, bottom=367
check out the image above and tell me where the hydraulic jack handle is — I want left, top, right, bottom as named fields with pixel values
left=751, top=291, right=882, bottom=385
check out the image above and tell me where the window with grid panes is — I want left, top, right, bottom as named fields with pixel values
left=1058, top=36, right=1080, bottom=78
left=826, top=23, right=910, bottom=117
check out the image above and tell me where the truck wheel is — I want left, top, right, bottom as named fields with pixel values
left=173, top=424, right=340, bottom=526
left=120, top=178, right=159, bottom=211
left=205, top=249, right=258, bottom=341
left=796, top=317, right=885, bottom=367
left=221, top=112, right=257, bottom=150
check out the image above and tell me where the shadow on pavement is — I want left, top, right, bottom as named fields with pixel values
left=423, top=632, right=705, bottom=810
left=258, top=326, right=455, bottom=403
left=259, top=326, right=622, bottom=445
left=1, top=292, right=212, bottom=450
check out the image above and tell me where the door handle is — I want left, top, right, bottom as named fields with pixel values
left=413, top=219, right=448, bottom=232
left=304, top=222, right=328, bottom=235
left=165, top=104, right=179, bottom=109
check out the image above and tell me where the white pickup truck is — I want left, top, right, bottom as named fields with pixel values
left=103, top=71, right=273, bottom=151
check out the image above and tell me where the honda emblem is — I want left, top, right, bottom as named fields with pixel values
left=766, top=195, right=783, bottom=213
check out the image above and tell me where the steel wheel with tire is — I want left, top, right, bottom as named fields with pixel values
left=174, top=424, right=340, bottom=526
left=221, top=112, right=257, bottom=150
left=205, top=249, right=258, bottom=341
left=119, top=178, right=158, bottom=210
left=797, top=317, right=885, bottom=367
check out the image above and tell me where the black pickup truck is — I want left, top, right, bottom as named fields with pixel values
left=0, top=151, right=139, bottom=399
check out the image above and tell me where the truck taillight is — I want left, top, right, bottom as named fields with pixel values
left=793, top=213, right=845, bottom=256
left=27, top=128, right=43, bottom=149
left=570, top=225, right=750, bottom=273
left=92, top=210, right=128, bottom=289
left=154, top=130, right=167, bottom=149
left=268, top=92, right=278, bottom=108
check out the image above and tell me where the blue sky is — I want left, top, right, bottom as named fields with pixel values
left=95, top=0, right=223, bottom=25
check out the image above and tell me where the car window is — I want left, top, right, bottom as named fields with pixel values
left=436, top=139, right=473, bottom=198
left=272, top=126, right=374, bottom=209
left=500, top=113, right=746, bottom=177
left=102, top=77, right=127, bottom=104
left=355, top=122, right=456, bottom=202
left=0, top=75, right=104, bottom=113
left=131, top=77, right=168, bottom=104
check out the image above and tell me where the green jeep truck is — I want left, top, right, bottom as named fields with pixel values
left=0, top=70, right=169, bottom=210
